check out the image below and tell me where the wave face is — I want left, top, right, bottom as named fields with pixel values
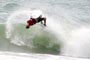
left=0, top=0, right=90, bottom=59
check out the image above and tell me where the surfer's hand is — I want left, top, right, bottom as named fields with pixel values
left=44, top=24, right=46, bottom=26
left=26, top=26, right=29, bottom=29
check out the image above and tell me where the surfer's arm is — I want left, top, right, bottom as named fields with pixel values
left=43, top=17, right=46, bottom=26
left=41, top=21, right=43, bottom=24
left=26, top=20, right=30, bottom=29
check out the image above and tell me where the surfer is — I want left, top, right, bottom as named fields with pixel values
left=26, top=15, right=46, bottom=29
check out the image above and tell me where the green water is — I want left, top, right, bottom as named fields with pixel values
left=0, top=24, right=60, bottom=55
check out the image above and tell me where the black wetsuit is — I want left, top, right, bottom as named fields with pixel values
left=36, top=17, right=45, bottom=23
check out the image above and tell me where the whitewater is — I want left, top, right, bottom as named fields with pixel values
left=0, top=0, right=90, bottom=60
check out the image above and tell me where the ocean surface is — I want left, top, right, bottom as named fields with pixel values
left=0, top=0, right=90, bottom=59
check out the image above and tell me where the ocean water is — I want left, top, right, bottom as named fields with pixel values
left=0, top=0, right=90, bottom=59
